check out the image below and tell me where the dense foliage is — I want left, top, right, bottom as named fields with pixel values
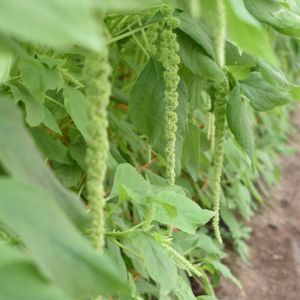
left=0, top=0, right=300, bottom=299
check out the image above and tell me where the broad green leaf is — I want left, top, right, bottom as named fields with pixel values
left=227, top=84, right=254, bottom=160
left=177, top=31, right=225, bottom=82
left=109, top=163, right=151, bottom=201
left=239, top=72, right=291, bottom=110
left=124, top=233, right=177, bottom=295
left=129, top=58, right=188, bottom=174
left=18, top=58, right=63, bottom=102
left=175, top=12, right=215, bottom=58
left=63, top=87, right=89, bottom=140
left=224, top=0, right=277, bottom=64
left=0, top=0, right=102, bottom=50
left=244, top=0, right=300, bottom=38
left=0, top=98, right=89, bottom=229
left=152, top=191, right=214, bottom=234
left=0, top=178, right=127, bottom=298
left=9, top=82, right=44, bottom=127
left=0, top=243, right=70, bottom=300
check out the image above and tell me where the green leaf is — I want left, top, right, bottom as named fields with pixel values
left=9, top=82, right=44, bottom=127
left=63, top=87, right=89, bottom=140
left=124, top=233, right=177, bottom=295
left=0, top=97, right=89, bottom=229
left=227, top=84, right=254, bottom=160
left=152, top=191, right=214, bottom=234
left=224, top=0, right=277, bottom=64
left=0, top=178, right=127, bottom=298
left=174, top=276, right=197, bottom=300
left=244, top=0, right=300, bottom=38
left=42, top=106, right=62, bottom=135
left=0, top=0, right=102, bottom=50
left=129, top=58, right=188, bottom=174
left=109, top=163, right=151, bottom=201
left=0, top=243, right=70, bottom=300
left=240, top=72, right=291, bottom=110
left=177, top=31, right=225, bottom=82
left=18, top=58, right=63, bottom=102
left=175, top=12, right=215, bottom=58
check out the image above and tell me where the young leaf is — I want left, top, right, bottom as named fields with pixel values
left=0, top=0, right=103, bottom=49
left=227, top=84, right=254, bottom=160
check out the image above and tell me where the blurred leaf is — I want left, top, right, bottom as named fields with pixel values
left=174, top=276, right=197, bottom=300
left=0, top=0, right=102, bottom=49
left=51, top=162, right=82, bottom=188
left=0, top=178, right=127, bottom=298
left=225, top=0, right=277, bottom=64
left=0, top=243, right=70, bottom=300
left=0, top=97, right=89, bottom=229
left=42, top=106, right=62, bottom=135
left=227, top=84, right=254, bottom=160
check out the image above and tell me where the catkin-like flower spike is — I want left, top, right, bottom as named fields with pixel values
left=84, top=41, right=111, bottom=252
left=159, top=6, right=181, bottom=186
left=212, top=0, right=227, bottom=244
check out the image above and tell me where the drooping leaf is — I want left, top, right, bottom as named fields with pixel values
left=239, top=72, right=291, bottom=110
left=63, top=87, right=89, bottom=140
left=175, top=12, right=215, bottom=58
left=227, top=84, right=255, bottom=160
left=177, top=31, right=225, bottom=82
left=0, top=178, right=127, bottom=298
left=129, top=58, right=188, bottom=174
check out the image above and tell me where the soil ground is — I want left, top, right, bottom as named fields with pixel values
left=217, top=111, right=300, bottom=300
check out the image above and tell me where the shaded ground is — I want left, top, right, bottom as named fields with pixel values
left=217, top=111, right=300, bottom=300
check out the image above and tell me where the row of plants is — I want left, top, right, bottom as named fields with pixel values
left=0, top=0, right=300, bottom=299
